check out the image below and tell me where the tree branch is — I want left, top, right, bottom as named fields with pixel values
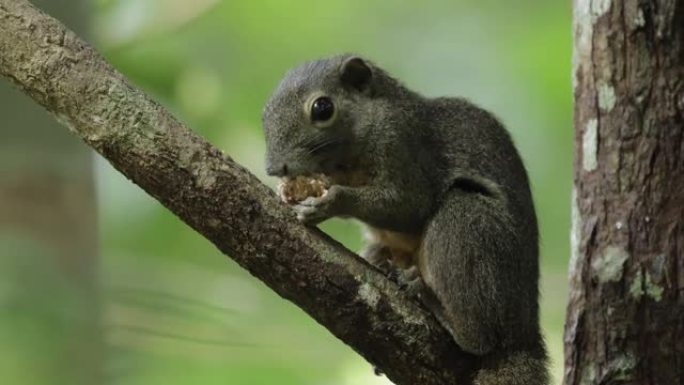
left=0, top=1, right=476, bottom=383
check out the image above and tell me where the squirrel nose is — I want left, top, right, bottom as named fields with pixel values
left=266, top=163, right=288, bottom=177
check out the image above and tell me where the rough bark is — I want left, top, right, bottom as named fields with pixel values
left=566, top=0, right=684, bottom=384
left=0, top=1, right=478, bottom=384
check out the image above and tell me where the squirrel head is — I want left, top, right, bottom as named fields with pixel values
left=262, top=54, right=376, bottom=178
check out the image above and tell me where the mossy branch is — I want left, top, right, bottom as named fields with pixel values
left=0, top=1, right=476, bottom=384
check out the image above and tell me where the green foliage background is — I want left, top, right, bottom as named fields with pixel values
left=5, top=1, right=573, bottom=384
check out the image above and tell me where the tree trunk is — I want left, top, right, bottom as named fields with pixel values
left=566, top=0, right=684, bottom=384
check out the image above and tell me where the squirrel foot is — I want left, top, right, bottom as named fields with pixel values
left=397, top=267, right=427, bottom=297
left=360, top=243, right=393, bottom=274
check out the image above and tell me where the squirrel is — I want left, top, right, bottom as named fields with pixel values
left=262, top=54, right=549, bottom=385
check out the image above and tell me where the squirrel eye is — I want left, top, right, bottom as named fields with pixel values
left=310, top=97, right=335, bottom=123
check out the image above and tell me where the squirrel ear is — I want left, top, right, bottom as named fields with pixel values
left=340, top=56, right=372, bottom=92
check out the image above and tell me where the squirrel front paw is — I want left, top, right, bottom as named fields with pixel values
left=293, top=185, right=341, bottom=225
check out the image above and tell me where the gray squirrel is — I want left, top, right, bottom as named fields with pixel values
left=262, top=54, right=549, bottom=385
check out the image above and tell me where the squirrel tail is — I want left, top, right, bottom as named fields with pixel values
left=473, top=347, right=549, bottom=385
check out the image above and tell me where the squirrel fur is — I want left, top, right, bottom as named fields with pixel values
left=262, top=54, right=549, bottom=385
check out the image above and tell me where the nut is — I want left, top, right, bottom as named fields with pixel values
left=277, top=174, right=331, bottom=204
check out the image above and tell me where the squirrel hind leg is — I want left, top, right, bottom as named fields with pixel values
left=360, top=243, right=392, bottom=271
left=419, top=189, right=518, bottom=356
left=420, top=189, right=550, bottom=384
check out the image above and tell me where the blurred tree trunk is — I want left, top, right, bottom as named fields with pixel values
left=566, top=1, right=683, bottom=384
left=0, top=1, right=102, bottom=384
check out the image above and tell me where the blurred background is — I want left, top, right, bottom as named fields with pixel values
left=0, top=0, right=572, bottom=384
